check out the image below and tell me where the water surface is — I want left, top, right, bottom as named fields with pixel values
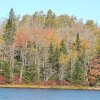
left=0, top=88, right=100, bottom=100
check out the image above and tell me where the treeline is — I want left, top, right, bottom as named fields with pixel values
left=0, top=8, right=100, bottom=86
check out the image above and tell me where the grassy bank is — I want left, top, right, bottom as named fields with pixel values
left=0, top=85, right=100, bottom=90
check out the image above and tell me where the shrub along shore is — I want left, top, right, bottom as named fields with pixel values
left=0, top=84, right=100, bottom=90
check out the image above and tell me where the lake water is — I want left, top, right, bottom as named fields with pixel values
left=0, top=88, right=100, bottom=100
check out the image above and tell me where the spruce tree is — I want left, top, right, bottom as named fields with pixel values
left=48, top=43, right=61, bottom=80
left=72, top=57, right=84, bottom=84
left=60, top=39, right=71, bottom=81
left=4, top=8, right=16, bottom=44
left=54, top=46, right=60, bottom=80
left=60, top=39, right=67, bottom=54
left=48, top=42, right=54, bottom=66
left=76, top=33, right=81, bottom=52
left=71, top=33, right=85, bottom=84
left=45, top=9, right=56, bottom=28
left=65, top=59, right=71, bottom=81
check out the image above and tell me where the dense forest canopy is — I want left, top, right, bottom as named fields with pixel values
left=0, top=8, right=100, bottom=86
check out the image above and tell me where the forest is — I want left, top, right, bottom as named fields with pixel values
left=0, top=8, right=100, bottom=86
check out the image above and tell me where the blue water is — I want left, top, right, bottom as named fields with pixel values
left=0, top=88, right=100, bottom=100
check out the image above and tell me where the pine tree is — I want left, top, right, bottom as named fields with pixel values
left=60, top=39, right=67, bottom=54
left=76, top=33, right=81, bottom=52
left=48, top=42, right=54, bottom=66
left=72, top=57, right=84, bottom=84
left=3, top=8, right=16, bottom=82
left=59, top=39, right=70, bottom=81
left=45, top=9, right=56, bottom=28
left=54, top=47, right=60, bottom=63
left=65, top=59, right=71, bottom=81
left=71, top=33, right=85, bottom=84
left=48, top=43, right=61, bottom=80
left=48, top=43, right=60, bottom=71
left=4, top=8, right=16, bottom=44
left=53, top=46, right=60, bottom=80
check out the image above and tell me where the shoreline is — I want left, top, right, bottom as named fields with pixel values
left=0, top=85, right=100, bottom=91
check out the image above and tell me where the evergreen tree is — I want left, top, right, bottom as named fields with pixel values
left=48, top=43, right=61, bottom=80
left=76, top=33, right=81, bottom=52
left=4, top=8, right=16, bottom=44
left=45, top=9, right=56, bottom=28
left=48, top=42, right=54, bottom=66
left=71, top=33, right=85, bottom=84
left=60, top=39, right=70, bottom=81
left=71, top=57, right=84, bottom=84
left=23, top=64, right=38, bottom=83
left=60, top=39, right=67, bottom=54
left=53, top=46, right=60, bottom=80
left=65, top=59, right=71, bottom=81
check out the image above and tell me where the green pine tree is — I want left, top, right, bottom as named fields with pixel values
left=53, top=46, right=60, bottom=80
left=65, top=59, right=71, bottom=81
left=4, top=8, right=16, bottom=44
left=76, top=33, right=81, bottom=52
left=71, top=33, right=85, bottom=84
left=71, top=57, right=84, bottom=84
left=45, top=9, right=56, bottom=28
left=48, top=43, right=61, bottom=80
left=48, top=42, right=54, bottom=66
left=60, top=39, right=67, bottom=54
